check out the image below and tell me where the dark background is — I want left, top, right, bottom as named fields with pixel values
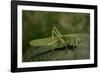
left=22, top=10, right=90, bottom=55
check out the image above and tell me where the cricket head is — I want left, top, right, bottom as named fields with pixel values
left=62, top=34, right=81, bottom=46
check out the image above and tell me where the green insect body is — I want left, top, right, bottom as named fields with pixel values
left=30, top=26, right=81, bottom=54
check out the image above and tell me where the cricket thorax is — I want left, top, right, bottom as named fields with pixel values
left=51, top=26, right=81, bottom=52
left=62, top=35, right=81, bottom=46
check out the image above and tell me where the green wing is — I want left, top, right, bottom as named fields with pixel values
left=30, top=36, right=64, bottom=48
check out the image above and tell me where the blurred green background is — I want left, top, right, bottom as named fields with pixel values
left=22, top=10, right=90, bottom=55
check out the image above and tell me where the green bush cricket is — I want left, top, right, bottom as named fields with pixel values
left=30, top=26, right=81, bottom=54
